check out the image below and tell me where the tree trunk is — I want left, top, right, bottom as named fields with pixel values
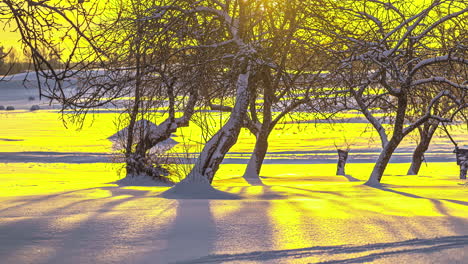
left=336, top=149, right=349, bottom=176
left=125, top=57, right=142, bottom=176
left=455, top=148, right=468, bottom=180
left=460, top=161, right=467, bottom=180
left=243, top=130, right=269, bottom=184
left=366, top=94, right=408, bottom=186
left=125, top=86, right=197, bottom=180
left=407, top=123, right=438, bottom=175
left=365, top=137, right=402, bottom=186
left=181, top=64, right=252, bottom=185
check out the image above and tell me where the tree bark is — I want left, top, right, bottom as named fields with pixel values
left=407, top=123, right=438, bottom=175
left=243, top=129, right=269, bottom=184
left=460, top=161, right=467, bottom=180
left=455, top=148, right=468, bottom=180
left=366, top=94, right=408, bottom=186
left=182, top=63, right=252, bottom=184
left=336, top=149, right=349, bottom=176
left=125, top=25, right=143, bottom=177
left=365, top=137, right=402, bottom=186
left=125, top=86, right=198, bottom=180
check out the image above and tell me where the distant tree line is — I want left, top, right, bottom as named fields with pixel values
left=0, top=45, right=64, bottom=75
left=0, top=46, right=29, bottom=75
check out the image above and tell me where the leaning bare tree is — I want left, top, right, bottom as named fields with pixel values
left=100, top=0, right=263, bottom=187
left=204, top=0, right=333, bottom=184
left=323, top=0, right=467, bottom=186
left=170, top=0, right=257, bottom=187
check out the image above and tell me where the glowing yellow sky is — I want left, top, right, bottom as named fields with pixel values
left=0, top=21, right=21, bottom=51
left=0, top=0, right=458, bottom=60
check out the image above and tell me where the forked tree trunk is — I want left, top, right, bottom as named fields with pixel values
left=407, top=123, right=438, bottom=175
left=366, top=137, right=402, bottom=186
left=182, top=65, right=252, bottom=184
left=366, top=95, right=408, bottom=186
left=242, top=65, right=274, bottom=184
left=125, top=88, right=197, bottom=179
left=243, top=130, right=270, bottom=183
left=336, top=149, right=349, bottom=176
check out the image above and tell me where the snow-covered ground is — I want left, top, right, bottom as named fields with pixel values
left=0, top=73, right=76, bottom=110
left=0, top=162, right=467, bottom=264
left=0, top=82, right=467, bottom=263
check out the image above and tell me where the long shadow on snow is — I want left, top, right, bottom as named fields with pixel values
left=0, top=182, right=171, bottom=214
left=0, top=187, right=112, bottom=214
left=176, top=235, right=468, bottom=263
left=0, top=186, right=176, bottom=264
left=138, top=199, right=217, bottom=263
left=374, top=187, right=468, bottom=207
left=371, top=186, right=468, bottom=235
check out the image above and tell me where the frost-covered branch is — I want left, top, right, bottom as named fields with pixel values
left=411, top=77, right=467, bottom=90
left=403, top=90, right=463, bottom=136
left=410, top=55, right=468, bottom=76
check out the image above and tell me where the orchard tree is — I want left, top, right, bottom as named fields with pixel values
left=93, top=0, right=204, bottom=181
left=407, top=14, right=468, bottom=175
left=206, top=0, right=333, bottom=184
left=324, top=0, right=467, bottom=186
left=163, top=0, right=259, bottom=186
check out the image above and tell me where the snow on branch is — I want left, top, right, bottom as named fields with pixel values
left=352, top=87, right=389, bottom=148
left=411, top=7, right=468, bottom=42
left=384, top=1, right=444, bottom=56
left=410, top=55, right=468, bottom=76
left=411, top=77, right=467, bottom=90
left=191, top=6, right=242, bottom=45
left=403, top=90, right=463, bottom=135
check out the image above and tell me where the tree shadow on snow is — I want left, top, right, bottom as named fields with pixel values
left=176, top=235, right=468, bottom=264
left=244, top=175, right=265, bottom=186
left=371, top=186, right=468, bottom=207
left=341, top=174, right=361, bottom=182
left=0, top=186, right=170, bottom=264
left=369, top=186, right=468, bottom=235
left=138, top=199, right=217, bottom=263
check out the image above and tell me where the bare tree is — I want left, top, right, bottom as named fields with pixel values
left=1, top=0, right=201, bottom=182
left=239, top=0, right=337, bottom=183
left=176, top=0, right=256, bottom=185
left=92, top=0, right=257, bottom=185
left=323, top=0, right=467, bottom=186
left=83, top=0, right=213, bottom=181
left=407, top=17, right=468, bottom=175
left=203, top=1, right=332, bottom=184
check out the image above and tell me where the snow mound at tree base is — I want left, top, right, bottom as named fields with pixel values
left=160, top=181, right=241, bottom=200
left=243, top=175, right=264, bottom=186
left=364, top=178, right=383, bottom=188
left=115, top=175, right=174, bottom=187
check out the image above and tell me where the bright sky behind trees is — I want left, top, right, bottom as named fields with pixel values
left=0, top=0, right=446, bottom=61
